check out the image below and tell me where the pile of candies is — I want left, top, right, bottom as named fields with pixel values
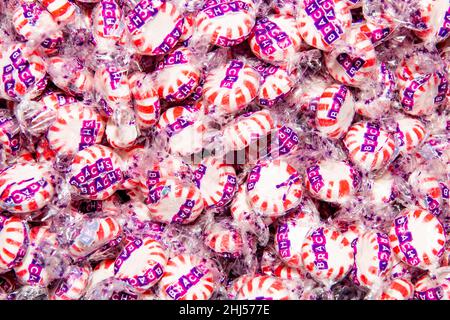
left=0, top=0, right=449, bottom=301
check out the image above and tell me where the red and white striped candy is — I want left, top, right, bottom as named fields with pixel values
left=315, top=84, right=355, bottom=139
left=261, top=248, right=307, bottom=280
left=408, top=167, right=444, bottom=216
left=204, top=221, right=243, bottom=257
left=380, top=278, right=414, bottom=300
left=235, top=275, right=294, bottom=300
left=68, top=145, right=124, bottom=200
left=248, top=14, right=302, bottom=64
left=414, top=267, right=450, bottom=300
left=414, top=0, right=450, bottom=43
left=0, top=216, right=28, bottom=273
left=14, top=226, right=58, bottom=287
left=389, top=207, right=446, bottom=270
left=36, top=138, right=56, bottom=163
left=38, top=0, right=77, bottom=24
left=105, top=115, right=139, bottom=149
left=344, top=121, right=397, bottom=172
left=50, top=265, right=91, bottom=300
left=357, top=19, right=395, bottom=46
left=203, top=59, right=260, bottom=114
left=92, top=0, right=124, bottom=51
left=246, top=159, right=303, bottom=218
left=196, top=0, right=256, bottom=47
left=305, top=159, right=359, bottom=204
left=0, top=43, right=47, bottom=101
left=12, top=2, right=58, bottom=43
left=227, top=274, right=252, bottom=299
left=274, top=210, right=320, bottom=268
left=145, top=177, right=204, bottom=224
left=0, top=110, right=21, bottom=162
left=301, top=226, right=353, bottom=286
left=396, top=57, right=447, bottom=116
left=193, top=156, right=237, bottom=208
left=47, top=103, right=106, bottom=157
left=158, top=254, right=215, bottom=300
left=352, top=231, right=393, bottom=288
left=230, top=184, right=276, bottom=228
left=254, top=64, right=294, bottom=107
left=126, top=0, right=184, bottom=56
left=367, top=171, right=397, bottom=206
left=325, top=27, right=377, bottom=87
left=95, top=64, right=131, bottom=114
left=69, top=216, right=122, bottom=259
left=155, top=47, right=201, bottom=102
left=114, top=237, right=168, bottom=291
left=157, top=105, right=207, bottom=156
left=395, top=117, right=426, bottom=155
left=47, top=56, right=93, bottom=96
left=297, top=0, right=352, bottom=52
left=129, top=72, right=160, bottom=129
left=222, top=109, right=275, bottom=152
left=0, top=162, right=54, bottom=213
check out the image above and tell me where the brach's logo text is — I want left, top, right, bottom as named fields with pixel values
left=214, top=175, right=237, bottom=207
left=220, top=60, right=244, bottom=88
left=22, top=2, right=42, bottom=23
left=101, top=0, right=119, bottom=36
left=311, top=228, right=329, bottom=270
left=166, top=117, right=194, bottom=137
left=336, top=53, right=365, bottom=78
left=193, top=164, right=207, bottom=188
left=165, top=77, right=197, bottom=102
left=376, top=233, right=391, bottom=272
left=327, top=85, right=347, bottom=120
left=54, top=282, right=69, bottom=297
left=253, top=18, right=292, bottom=55
left=306, top=165, right=324, bottom=192
left=438, top=7, right=450, bottom=39
left=153, top=18, right=183, bottom=55
left=126, top=0, right=162, bottom=33
left=217, top=34, right=247, bottom=47
left=276, top=223, right=291, bottom=258
left=434, top=72, right=448, bottom=104
left=146, top=170, right=161, bottom=189
left=366, top=27, right=390, bottom=44
left=172, top=199, right=196, bottom=223
left=414, top=287, right=443, bottom=300
left=2, top=48, right=36, bottom=99
left=202, top=0, right=251, bottom=18
left=79, top=120, right=101, bottom=151
left=156, top=50, right=188, bottom=70
left=360, top=122, right=380, bottom=153
left=3, top=178, right=48, bottom=206
left=28, top=257, right=44, bottom=284
left=426, top=195, right=441, bottom=216
left=69, top=158, right=122, bottom=196
left=0, top=115, right=21, bottom=154
left=401, top=74, right=431, bottom=111
left=394, top=216, right=420, bottom=266
left=165, top=264, right=210, bottom=300
left=304, top=0, right=342, bottom=45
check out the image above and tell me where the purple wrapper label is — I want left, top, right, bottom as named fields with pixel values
left=394, top=216, right=420, bottom=266
left=3, top=178, right=48, bottom=206
left=202, top=0, right=251, bottom=18
left=213, top=175, right=237, bottom=208
left=376, top=233, right=391, bottom=272
left=152, top=18, right=184, bottom=55
left=327, top=85, right=347, bottom=119
left=414, top=287, right=443, bottom=300
left=425, top=194, right=442, bottom=216
left=172, top=199, right=196, bottom=223
left=146, top=185, right=171, bottom=204
left=220, top=60, right=244, bottom=88
left=165, top=77, right=197, bottom=102
left=304, top=0, right=343, bottom=45
left=246, top=164, right=262, bottom=191
left=79, top=120, right=101, bottom=151
left=216, top=35, right=247, bottom=47
left=146, top=170, right=161, bottom=189
left=193, top=164, right=207, bottom=188
left=440, top=182, right=449, bottom=199
left=306, top=165, right=324, bottom=193
left=126, top=0, right=164, bottom=34
left=101, top=0, right=119, bottom=37
left=311, top=227, right=329, bottom=270
left=336, top=53, right=365, bottom=78
left=437, top=7, right=450, bottom=39
left=360, top=122, right=380, bottom=153
left=401, top=74, right=431, bottom=111
left=166, top=117, right=194, bottom=137
left=276, top=223, right=291, bottom=258
left=434, top=72, right=448, bottom=104
left=275, top=125, right=299, bottom=156
left=156, top=49, right=188, bottom=70
left=165, top=263, right=210, bottom=300
left=253, top=17, right=292, bottom=56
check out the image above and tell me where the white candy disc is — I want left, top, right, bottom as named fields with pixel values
left=301, top=226, right=353, bottom=286
left=389, top=207, right=445, bottom=270
left=246, top=159, right=303, bottom=218
left=235, top=275, right=295, bottom=300
left=395, top=117, right=426, bottom=155
left=158, top=254, right=216, bottom=300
